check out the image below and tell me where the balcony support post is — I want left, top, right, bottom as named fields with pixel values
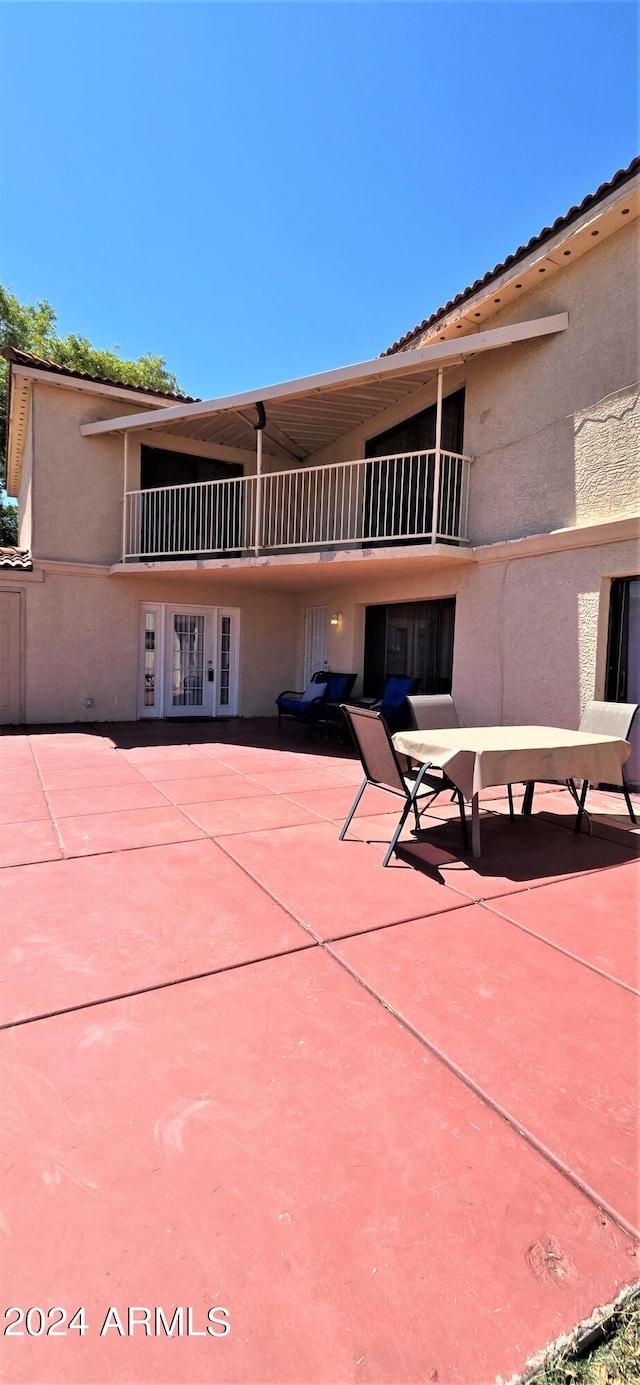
left=254, top=401, right=266, bottom=556
left=121, top=432, right=130, bottom=562
left=431, top=367, right=443, bottom=543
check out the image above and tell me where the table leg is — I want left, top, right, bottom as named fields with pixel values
left=471, top=793, right=481, bottom=858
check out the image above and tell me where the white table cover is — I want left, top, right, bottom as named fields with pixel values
left=393, top=725, right=631, bottom=802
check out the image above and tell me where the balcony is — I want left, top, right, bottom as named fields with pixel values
left=122, top=448, right=472, bottom=563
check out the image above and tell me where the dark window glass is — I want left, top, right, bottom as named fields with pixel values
left=139, top=446, right=244, bottom=559
left=363, top=390, right=465, bottom=545
left=606, top=576, right=640, bottom=702
left=363, top=598, right=456, bottom=697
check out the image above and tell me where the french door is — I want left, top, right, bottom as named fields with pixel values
left=139, top=603, right=239, bottom=718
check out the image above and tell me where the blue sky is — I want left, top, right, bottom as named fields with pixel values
left=0, top=2, right=637, bottom=400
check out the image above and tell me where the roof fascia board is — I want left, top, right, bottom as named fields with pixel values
left=80, top=313, right=568, bottom=440
left=9, top=363, right=181, bottom=411
left=6, top=372, right=31, bottom=498
left=401, top=176, right=638, bottom=350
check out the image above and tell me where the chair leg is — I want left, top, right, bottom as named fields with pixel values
left=573, top=779, right=590, bottom=833
left=623, top=784, right=637, bottom=825
left=507, top=784, right=514, bottom=820
left=339, top=778, right=369, bottom=841
left=522, top=782, right=535, bottom=815
left=383, top=797, right=414, bottom=867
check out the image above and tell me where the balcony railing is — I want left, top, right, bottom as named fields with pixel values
left=122, top=449, right=472, bottom=561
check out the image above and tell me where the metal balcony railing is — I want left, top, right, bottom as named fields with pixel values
left=122, top=449, right=472, bottom=561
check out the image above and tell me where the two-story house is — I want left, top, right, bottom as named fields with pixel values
left=1, top=159, right=638, bottom=777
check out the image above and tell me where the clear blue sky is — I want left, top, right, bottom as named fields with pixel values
left=0, top=2, right=637, bottom=400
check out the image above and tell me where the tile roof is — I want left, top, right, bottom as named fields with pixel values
left=383, top=156, right=640, bottom=356
left=0, top=547, right=32, bottom=571
left=0, top=346, right=200, bottom=403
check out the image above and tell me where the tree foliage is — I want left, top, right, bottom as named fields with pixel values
left=0, top=286, right=184, bottom=522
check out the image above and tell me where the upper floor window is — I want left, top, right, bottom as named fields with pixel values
left=363, top=389, right=466, bottom=546
left=365, top=388, right=465, bottom=460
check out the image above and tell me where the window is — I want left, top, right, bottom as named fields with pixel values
left=364, top=390, right=465, bottom=545
left=605, top=576, right=640, bottom=787
left=139, top=446, right=244, bottom=559
left=606, top=576, right=640, bottom=702
left=363, top=598, right=455, bottom=698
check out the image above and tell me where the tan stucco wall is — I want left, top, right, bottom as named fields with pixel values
left=31, top=386, right=130, bottom=565
left=290, top=534, right=639, bottom=731
left=462, top=219, right=639, bottom=544
left=16, top=569, right=297, bottom=724
left=4, top=527, right=638, bottom=732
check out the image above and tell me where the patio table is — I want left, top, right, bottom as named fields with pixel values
left=392, top=725, right=631, bottom=858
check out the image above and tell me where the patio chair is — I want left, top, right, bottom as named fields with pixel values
left=356, top=675, right=421, bottom=733
left=407, top=693, right=460, bottom=731
left=407, top=693, right=514, bottom=819
left=339, top=704, right=469, bottom=866
left=276, top=671, right=329, bottom=730
left=522, top=700, right=638, bottom=827
left=276, top=671, right=357, bottom=735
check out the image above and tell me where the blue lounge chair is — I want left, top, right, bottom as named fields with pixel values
left=357, top=675, right=421, bottom=733
left=276, top=671, right=357, bottom=735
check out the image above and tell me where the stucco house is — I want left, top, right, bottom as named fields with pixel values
left=1, top=159, right=638, bottom=777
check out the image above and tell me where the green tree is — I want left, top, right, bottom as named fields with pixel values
left=0, top=286, right=185, bottom=540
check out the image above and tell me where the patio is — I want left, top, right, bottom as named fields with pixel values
left=0, top=718, right=638, bottom=1384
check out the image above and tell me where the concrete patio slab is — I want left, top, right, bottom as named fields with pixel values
left=47, top=780, right=170, bottom=818
left=152, top=773, right=269, bottom=805
left=332, top=903, right=640, bottom=1228
left=394, top=813, right=637, bottom=901
left=182, top=794, right=323, bottom=837
left=0, top=839, right=314, bottom=1025
left=55, top=805, right=206, bottom=857
left=0, top=817, right=63, bottom=868
left=1, top=947, right=636, bottom=1385
left=1, top=721, right=638, bottom=1385
left=0, top=788, right=51, bottom=824
left=489, top=864, right=640, bottom=989
left=220, top=820, right=469, bottom=938
left=241, top=765, right=360, bottom=794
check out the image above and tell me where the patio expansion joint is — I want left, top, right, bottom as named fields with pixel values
left=25, top=742, right=68, bottom=860
left=322, top=942, right=640, bottom=1246
left=213, top=834, right=471, bottom=945
left=480, top=897, right=640, bottom=997
left=0, top=941, right=318, bottom=1033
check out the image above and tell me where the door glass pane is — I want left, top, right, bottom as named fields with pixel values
left=219, top=615, right=231, bottom=707
left=172, top=614, right=205, bottom=707
left=144, top=612, right=156, bottom=707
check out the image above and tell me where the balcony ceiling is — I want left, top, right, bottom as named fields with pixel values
left=82, top=314, right=569, bottom=464
left=156, top=371, right=438, bottom=460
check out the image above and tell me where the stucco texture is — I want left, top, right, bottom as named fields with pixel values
left=462, top=220, right=639, bottom=545
left=19, top=570, right=297, bottom=724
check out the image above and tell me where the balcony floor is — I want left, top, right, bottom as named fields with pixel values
left=1, top=718, right=638, bottom=1383
left=111, top=539, right=474, bottom=589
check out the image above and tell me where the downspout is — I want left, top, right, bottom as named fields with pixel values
left=431, top=367, right=443, bottom=543
left=254, top=401, right=266, bottom=556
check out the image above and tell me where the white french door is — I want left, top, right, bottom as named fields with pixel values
left=138, top=603, right=239, bottom=718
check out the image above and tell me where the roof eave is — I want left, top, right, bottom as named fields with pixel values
left=385, top=162, right=640, bottom=355
left=80, top=313, right=569, bottom=442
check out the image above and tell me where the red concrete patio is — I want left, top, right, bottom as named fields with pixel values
left=1, top=718, right=638, bottom=1384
